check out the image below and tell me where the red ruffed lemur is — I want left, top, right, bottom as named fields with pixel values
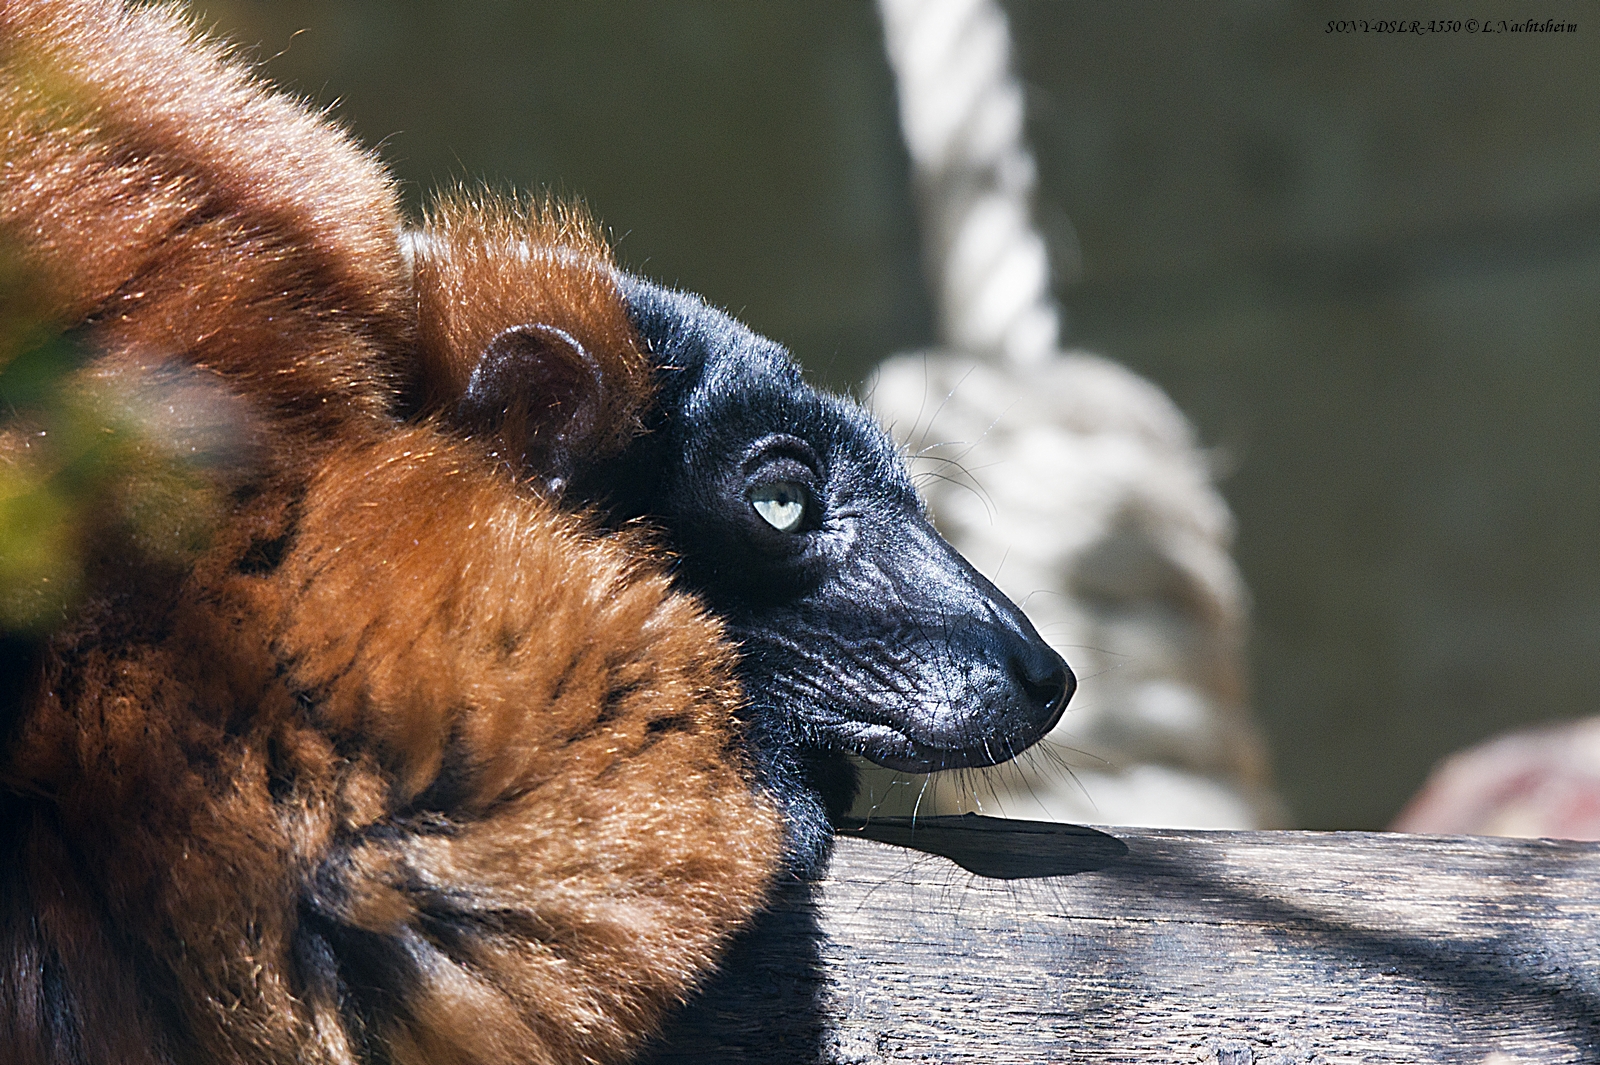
left=0, top=2, right=1072, bottom=1063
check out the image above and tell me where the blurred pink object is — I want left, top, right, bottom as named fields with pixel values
left=1391, top=717, right=1600, bottom=840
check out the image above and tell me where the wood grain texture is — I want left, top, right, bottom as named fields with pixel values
left=645, top=816, right=1600, bottom=1064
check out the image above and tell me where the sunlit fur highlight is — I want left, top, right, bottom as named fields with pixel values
left=0, top=2, right=780, bottom=1063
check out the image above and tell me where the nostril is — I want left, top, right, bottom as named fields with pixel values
left=1027, top=664, right=1073, bottom=722
left=1012, top=645, right=1075, bottom=728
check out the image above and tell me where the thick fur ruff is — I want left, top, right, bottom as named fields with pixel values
left=0, top=2, right=780, bottom=1064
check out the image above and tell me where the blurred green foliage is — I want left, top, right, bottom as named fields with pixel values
left=0, top=248, right=225, bottom=635
left=0, top=330, right=86, bottom=631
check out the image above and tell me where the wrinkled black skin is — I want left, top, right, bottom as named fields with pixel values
left=568, top=277, right=1074, bottom=875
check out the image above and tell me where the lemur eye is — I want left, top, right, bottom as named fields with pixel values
left=749, top=481, right=807, bottom=532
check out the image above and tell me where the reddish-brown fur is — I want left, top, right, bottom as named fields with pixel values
left=411, top=195, right=654, bottom=468
left=0, top=2, right=781, bottom=1063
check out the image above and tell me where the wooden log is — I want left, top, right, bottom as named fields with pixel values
left=643, top=815, right=1600, bottom=1064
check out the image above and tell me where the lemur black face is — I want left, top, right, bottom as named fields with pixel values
left=583, top=276, right=1074, bottom=871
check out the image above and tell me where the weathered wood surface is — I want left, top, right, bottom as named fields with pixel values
left=644, top=816, right=1600, bottom=1064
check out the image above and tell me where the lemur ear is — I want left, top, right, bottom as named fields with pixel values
left=407, top=195, right=655, bottom=492
left=457, top=323, right=602, bottom=490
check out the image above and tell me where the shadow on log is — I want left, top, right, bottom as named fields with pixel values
left=836, top=813, right=1129, bottom=879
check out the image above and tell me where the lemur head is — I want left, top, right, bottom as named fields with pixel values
left=412, top=212, right=1072, bottom=874
left=579, top=278, right=1074, bottom=870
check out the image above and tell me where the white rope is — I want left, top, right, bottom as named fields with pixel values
left=869, top=0, right=1285, bottom=829
left=878, top=0, right=1058, bottom=367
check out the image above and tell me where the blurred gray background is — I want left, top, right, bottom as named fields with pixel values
left=201, top=0, right=1600, bottom=831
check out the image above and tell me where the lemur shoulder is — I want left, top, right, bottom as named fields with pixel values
left=0, top=2, right=1071, bottom=1063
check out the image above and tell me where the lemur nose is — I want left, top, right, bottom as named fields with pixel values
left=1013, top=643, right=1074, bottom=732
